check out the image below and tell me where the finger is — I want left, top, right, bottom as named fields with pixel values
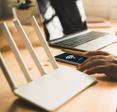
left=78, top=59, right=108, bottom=71
left=85, top=50, right=110, bottom=57
left=105, top=64, right=117, bottom=80
left=85, top=65, right=108, bottom=75
left=79, top=55, right=107, bottom=67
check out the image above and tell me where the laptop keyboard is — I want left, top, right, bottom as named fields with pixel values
left=54, top=31, right=108, bottom=48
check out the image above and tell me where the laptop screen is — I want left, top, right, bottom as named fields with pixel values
left=36, top=0, right=87, bottom=41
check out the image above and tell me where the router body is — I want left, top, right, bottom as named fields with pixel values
left=0, top=17, right=96, bottom=111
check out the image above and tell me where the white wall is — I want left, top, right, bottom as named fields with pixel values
left=83, top=0, right=117, bottom=20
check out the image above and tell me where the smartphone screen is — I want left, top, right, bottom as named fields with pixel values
left=55, top=53, right=87, bottom=65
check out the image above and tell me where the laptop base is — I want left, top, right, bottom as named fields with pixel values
left=49, top=34, right=117, bottom=51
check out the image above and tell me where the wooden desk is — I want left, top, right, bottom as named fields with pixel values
left=0, top=19, right=43, bottom=51
left=1, top=20, right=117, bottom=112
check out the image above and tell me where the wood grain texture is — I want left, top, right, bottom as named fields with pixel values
left=0, top=19, right=42, bottom=51
left=1, top=46, right=117, bottom=112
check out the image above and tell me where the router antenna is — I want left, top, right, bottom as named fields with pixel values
left=31, top=16, right=58, bottom=69
left=0, top=22, right=32, bottom=82
left=0, top=52, right=18, bottom=91
left=13, top=19, right=46, bottom=75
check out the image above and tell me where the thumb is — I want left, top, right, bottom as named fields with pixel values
left=85, top=66, right=107, bottom=75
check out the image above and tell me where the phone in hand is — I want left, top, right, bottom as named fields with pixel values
left=55, top=52, right=87, bottom=65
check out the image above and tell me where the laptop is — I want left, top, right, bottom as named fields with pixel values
left=36, top=0, right=117, bottom=51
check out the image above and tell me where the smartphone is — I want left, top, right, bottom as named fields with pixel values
left=55, top=52, right=87, bottom=65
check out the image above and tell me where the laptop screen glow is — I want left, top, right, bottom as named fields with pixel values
left=36, top=0, right=87, bottom=41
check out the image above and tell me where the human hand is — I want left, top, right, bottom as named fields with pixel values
left=77, top=51, right=117, bottom=81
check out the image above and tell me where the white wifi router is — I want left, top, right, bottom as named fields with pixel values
left=0, top=16, right=96, bottom=111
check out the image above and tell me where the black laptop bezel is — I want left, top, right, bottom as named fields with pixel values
left=36, top=0, right=88, bottom=44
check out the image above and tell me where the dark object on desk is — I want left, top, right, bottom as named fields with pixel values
left=55, top=52, right=87, bottom=65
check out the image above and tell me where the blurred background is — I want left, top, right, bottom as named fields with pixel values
left=0, top=0, right=117, bottom=20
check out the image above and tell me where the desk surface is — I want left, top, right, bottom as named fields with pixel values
left=1, top=20, right=117, bottom=112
